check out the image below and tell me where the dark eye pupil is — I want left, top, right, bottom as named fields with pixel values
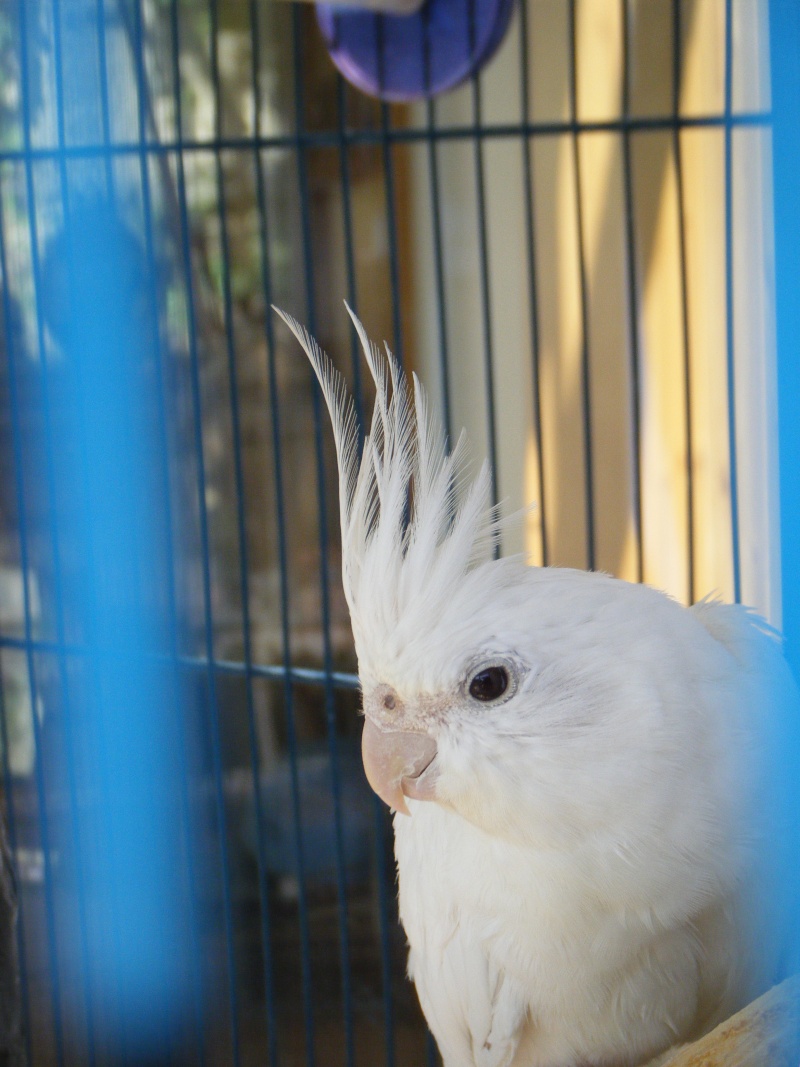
left=469, top=666, right=509, bottom=702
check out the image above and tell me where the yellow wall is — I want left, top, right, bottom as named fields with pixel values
left=408, top=0, right=780, bottom=622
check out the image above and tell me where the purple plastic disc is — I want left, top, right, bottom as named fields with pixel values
left=316, top=0, right=516, bottom=102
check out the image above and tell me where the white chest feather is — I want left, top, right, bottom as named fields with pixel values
left=393, top=802, right=753, bottom=1067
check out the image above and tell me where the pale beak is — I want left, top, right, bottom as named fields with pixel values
left=361, top=717, right=438, bottom=815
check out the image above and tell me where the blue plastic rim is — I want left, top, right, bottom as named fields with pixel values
left=316, top=0, right=516, bottom=101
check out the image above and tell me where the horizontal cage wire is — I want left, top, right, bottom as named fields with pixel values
left=0, top=0, right=788, bottom=1066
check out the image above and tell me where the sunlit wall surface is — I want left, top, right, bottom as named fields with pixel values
left=408, top=0, right=779, bottom=619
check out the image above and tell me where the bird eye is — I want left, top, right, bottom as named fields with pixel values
left=468, top=666, right=509, bottom=702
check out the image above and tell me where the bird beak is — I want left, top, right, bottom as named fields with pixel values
left=361, top=717, right=438, bottom=816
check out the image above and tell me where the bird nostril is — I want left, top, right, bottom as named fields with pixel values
left=383, top=692, right=396, bottom=711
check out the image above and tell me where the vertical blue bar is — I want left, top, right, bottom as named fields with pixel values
left=568, top=0, right=596, bottom=572
left=129, top=3, right=207, bottom=1057
left=50, top=199, right=193, bottom=1058
left=470, top=74, right=500, bottom=520
left=0, top=679, right=28, bottom=1066
left=166, top=3, right=242, bottom=1061
left=723, top=0, right=741, bottom=604
left=671, top=0, right=696, bottom=604
left=248, top=10, right=287, bottom=1067
left=620, top=0, right=644, bottom=586
left=424, top=93, right=453, bottom=447
left=518, top=0, right=548, bottom=567
left=770, top=0, right=800, bottom=678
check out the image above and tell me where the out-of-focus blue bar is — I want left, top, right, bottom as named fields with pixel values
left=20, top=3, right=200, bottom=1055
left=48, top=198, right=193, bottom=1057
left=770, top=0, right=800, bottom=679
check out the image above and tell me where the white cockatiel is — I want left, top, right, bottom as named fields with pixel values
left=276, top=305, right=800, bottom=1067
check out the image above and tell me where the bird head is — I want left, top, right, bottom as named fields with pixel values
left=274, top=306, right=664, bottom=844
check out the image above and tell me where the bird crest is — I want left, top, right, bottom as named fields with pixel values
left=274, top=304, right=503, bottom=680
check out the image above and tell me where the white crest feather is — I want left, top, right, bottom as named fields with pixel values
left=273, top=303, right=504, bottom=673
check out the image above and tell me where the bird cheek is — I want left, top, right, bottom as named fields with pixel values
left=361, top=716, right=438, bottom=816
